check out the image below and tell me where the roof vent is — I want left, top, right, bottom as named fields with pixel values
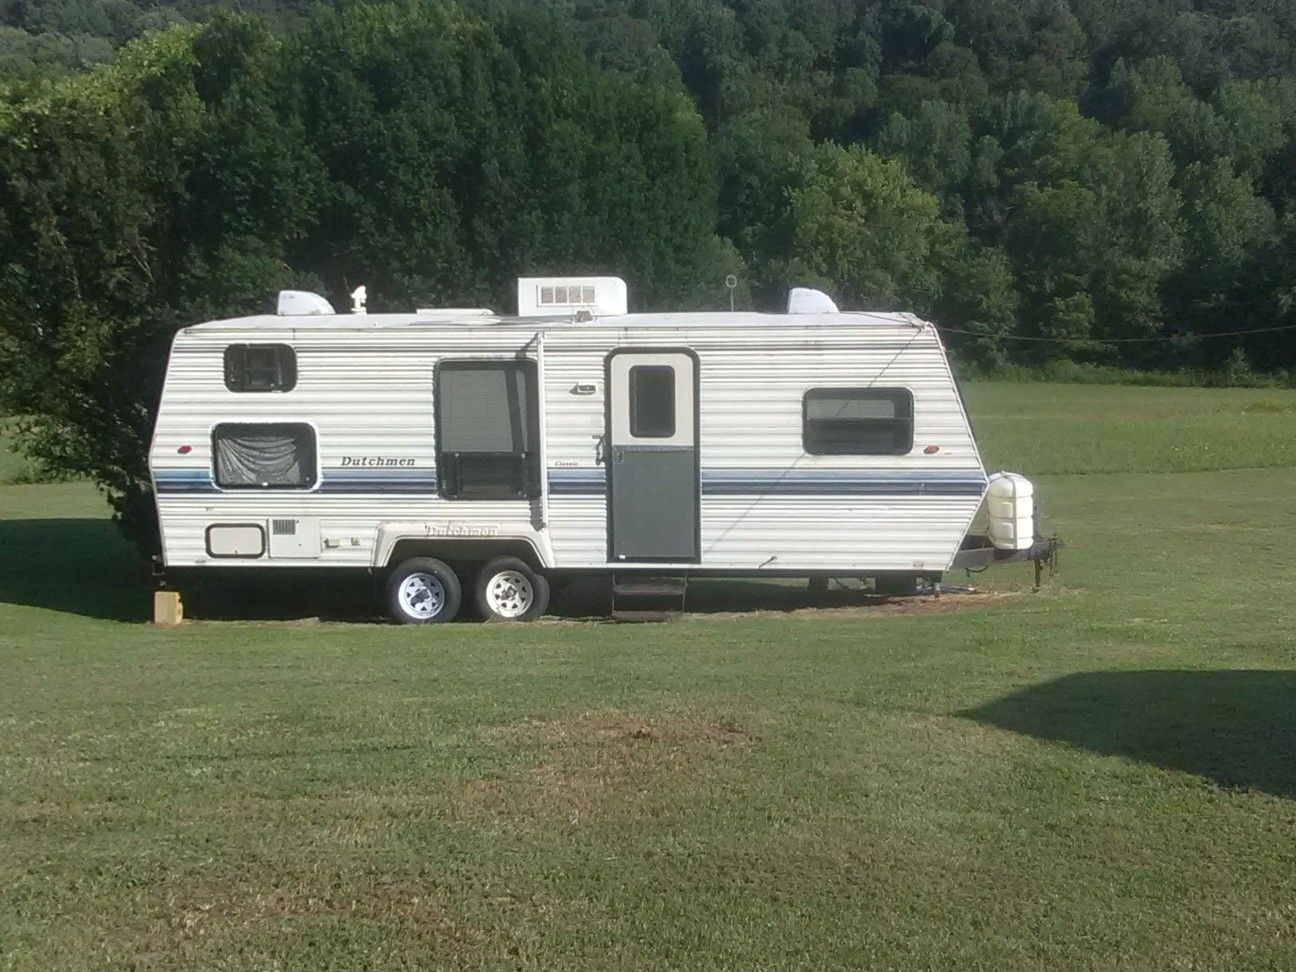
left=277, top=290, right=335, bottom=316
left=787, top=287, right=839, bottom=314
left=518, top=276, right=627, bottom=318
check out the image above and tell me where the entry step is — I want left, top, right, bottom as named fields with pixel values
left=611, top=578, right=688, bottom=598
left=611, top=575, right=688, bottom=621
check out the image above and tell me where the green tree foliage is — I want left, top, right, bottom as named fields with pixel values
left=786, top=143, right=943, bottom=311
left=0, top=3, right=730, bottom=548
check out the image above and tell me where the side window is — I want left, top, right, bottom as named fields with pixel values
left=213, top=423, right=317, bottom=489
left=224, top=344, right=297, bottom=392
left=802, top=388, right=914, bottom=456
left=436, top=360, right=539, bottom=500
left=628, top=365, right=676, bottom=438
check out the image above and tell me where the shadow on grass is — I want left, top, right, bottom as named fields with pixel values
left=0, top=518, right=384, bottom=623
left=0, top=518, right=148, bottom=622
left=963, top=670, right=1296, bottom=799
left=550, top=576, right=902, bottom=619
left=0, top=518, right=930, bottom=623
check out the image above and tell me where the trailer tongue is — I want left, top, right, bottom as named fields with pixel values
left=952, top=472, right=1062, bottom=588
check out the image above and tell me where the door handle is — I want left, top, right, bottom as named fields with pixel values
left=595, top=436, right=606, bottom=465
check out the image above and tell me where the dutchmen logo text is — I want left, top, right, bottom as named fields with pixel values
left=339, top=456, right=416, bottom=467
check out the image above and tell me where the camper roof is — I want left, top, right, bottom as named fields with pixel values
left=182, top=310, right=928, bottom=333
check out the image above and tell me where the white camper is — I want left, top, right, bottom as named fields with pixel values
left=148, top=276, right=1057, bottom=622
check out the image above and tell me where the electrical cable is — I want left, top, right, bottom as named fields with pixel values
left=935, top=321, right=1296, bottom=345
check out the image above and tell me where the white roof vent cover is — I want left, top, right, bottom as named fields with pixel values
left=518, top=276, right=627, bottom=317
left=277, top=290, right=335, bottom=316
left=787, top=287, right=839, bottom=314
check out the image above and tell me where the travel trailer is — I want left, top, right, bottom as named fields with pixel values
left=148, top=277, right=1058, bottom=622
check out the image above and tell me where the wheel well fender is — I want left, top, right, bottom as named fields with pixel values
left=384, top=538, right=544, bottom=572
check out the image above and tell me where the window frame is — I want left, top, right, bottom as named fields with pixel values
left=434, top=358, right=541, bottom=501
left=210, top=421, right=319, bottom=491
left=224, top=343, right=298, bottom=393
left=801, top=387, right=915, bottom=456
left=627, top=364, right=677, bottom=439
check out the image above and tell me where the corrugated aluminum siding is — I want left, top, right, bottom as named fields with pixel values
left=151, top=315, right=985, bottom=571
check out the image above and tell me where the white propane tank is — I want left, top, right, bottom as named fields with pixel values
left=986, top=472, right=1035, bottom=551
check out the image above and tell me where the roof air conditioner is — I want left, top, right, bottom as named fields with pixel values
left=518, top=276, right=628, bottom=318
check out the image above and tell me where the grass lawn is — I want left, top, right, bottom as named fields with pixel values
left=2, top=382, right=1295, bottom=969
left=0, top=418, right=44, bottom=486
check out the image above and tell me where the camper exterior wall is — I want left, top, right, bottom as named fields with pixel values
left=540, top=321, right=984, bottom=572
left=150, top=313, right=986, bottom=573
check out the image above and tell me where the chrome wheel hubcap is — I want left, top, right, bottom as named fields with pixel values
left=487, top=570, right=534, bottom=619
left=399, top=572, right=446, bottom=619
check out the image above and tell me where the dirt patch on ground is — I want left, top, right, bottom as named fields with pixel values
left=458, top=709, right=757, bottom=826
left=128, top=877, right=479, bottom=969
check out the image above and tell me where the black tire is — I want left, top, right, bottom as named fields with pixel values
left=474, top=556, right=551, bottom=622
left=386, top=557, right=462, bottom=624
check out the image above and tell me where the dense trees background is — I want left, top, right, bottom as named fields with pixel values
left=2, top=0, right=1296, bottom=546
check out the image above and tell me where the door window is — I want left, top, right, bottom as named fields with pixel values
left=628, top=366, right=676, bottom=438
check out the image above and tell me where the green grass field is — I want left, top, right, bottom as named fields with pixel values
left=2, top=382, right=1295, bottom=970
left=0, top=418, right=45, bottom=486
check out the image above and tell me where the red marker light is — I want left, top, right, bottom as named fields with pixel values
left=923, top=445, right=940, bottom=455
left=177, top=445, right=192, bottom=454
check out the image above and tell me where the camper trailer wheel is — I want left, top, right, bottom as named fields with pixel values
left=475, top=557, right=550, bottom=622
left=386, top=557, right=462, bottom=624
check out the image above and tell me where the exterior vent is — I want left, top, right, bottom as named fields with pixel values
left=518, top=276, right=628, bottom=318
left=271, top=518, right=297, bottom=536
left=787, top=287, right=840, bottom=314
left=276, top=290, right=335, bottom=316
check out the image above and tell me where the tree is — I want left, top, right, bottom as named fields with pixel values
left=0, top=2, right=732, bottom=553
left=876, top=99, right=972, bottom=198
left=785, top=142, right=943, bottom=311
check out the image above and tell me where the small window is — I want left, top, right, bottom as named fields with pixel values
left=436, top=360, right=539, bottom=500
left=212, top=422, right=317, bottom=489
left=629, top=365, right=676, bottom=438
left=803, top=388, right=913, bottom=455
left=225, top=344, right=297, bottom=392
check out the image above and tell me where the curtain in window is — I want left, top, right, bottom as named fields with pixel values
left=213, top=424, right=315, bottom=488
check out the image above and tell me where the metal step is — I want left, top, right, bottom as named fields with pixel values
left=611, top=574, right=687, bottom=622
left=611, top=578, right=688, bottom=598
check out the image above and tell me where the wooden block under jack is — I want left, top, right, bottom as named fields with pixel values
left=153, top=590, right=184, bottom=625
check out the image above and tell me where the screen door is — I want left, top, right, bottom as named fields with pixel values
left=606, top=350, right=699, bottom=562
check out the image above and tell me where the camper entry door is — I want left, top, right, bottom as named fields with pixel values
left=605, top=349, right=700, bottom=563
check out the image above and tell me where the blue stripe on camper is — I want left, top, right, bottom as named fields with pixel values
left=548, top=468, right=986, bottom=497
left=155, top=467, right=987, bottom=498
left=316, top=467, right=438, bottom=494
left=153, top=468, right=438, bottom=494
left=153, top=469, right=216, bottom=493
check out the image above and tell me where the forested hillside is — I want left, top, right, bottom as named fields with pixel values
left=2, top=0, right=1296, bottom=545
